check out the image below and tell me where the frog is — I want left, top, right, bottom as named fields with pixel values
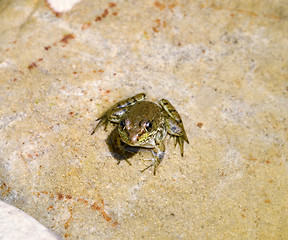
left=91, top=93, right=189, bottom=175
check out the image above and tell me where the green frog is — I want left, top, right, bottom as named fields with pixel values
left=92, top=93, right=189, bottom=175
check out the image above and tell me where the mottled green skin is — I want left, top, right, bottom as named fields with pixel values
left=92, top=93, right=189, bottom=175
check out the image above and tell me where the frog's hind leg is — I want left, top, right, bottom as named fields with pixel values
left=159, top=99, right=189, bottom=157
left=91, top=93, right=146, bottom=134
left=115, top=92, right=146, bottom=109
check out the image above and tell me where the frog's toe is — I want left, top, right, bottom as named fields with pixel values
left=98, top=116, right=109, bottom=129
left=91, top=127, right=96, bottom=135
left=173, top=136, right=186, bottom=157
left=178, top=138, right=184, bottom=157
left=141, top=163, right=153, bottom=173
left=183, top=132, right=189, bottom=144
left=141, top=156, right=161, bottom=175
left=141, top=162, right=159, bottom=175
left=103, top=121, right=110, bottom=131
left=91, top=117, right=108, bottom=134
left=119, top=159, right=132, bottom=166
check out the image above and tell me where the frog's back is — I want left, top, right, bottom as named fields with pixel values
left=125, top=101, right=163, bottom=123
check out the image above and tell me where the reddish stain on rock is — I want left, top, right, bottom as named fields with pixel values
left=60, top=34, right=75, bottom=46
left=28, top=62, right=37, bottom=70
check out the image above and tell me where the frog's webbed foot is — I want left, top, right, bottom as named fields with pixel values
left=167, top=118, right=189, bottom=157
left=91, top=114, right=109, bottom=135
left=173, top=134, right=187, bottom=157
left=141, top=159, right=161, bottom=175
left=159, top=99, right=189, bottom=157
left=141, top=141, right=165, bottom=175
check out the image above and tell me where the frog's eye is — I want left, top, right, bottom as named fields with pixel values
left=120, top=119, right=125, bottom=129
left=145, top=121, right=153, bottom=132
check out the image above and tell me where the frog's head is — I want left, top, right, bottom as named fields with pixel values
left=118, top=118, right=157, bottom=147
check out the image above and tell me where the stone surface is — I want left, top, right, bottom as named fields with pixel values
left=0, top=200, right=61, bottom=240
left=0, top=0, right=287, bottom=239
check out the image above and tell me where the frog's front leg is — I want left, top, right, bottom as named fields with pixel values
left=91, top=93, right=146, bottom=134
left=91, top=107, right=127, bottom=134
left=159, top=99, right=189, bottom=157
left=141, top=141, right=165, bottom=175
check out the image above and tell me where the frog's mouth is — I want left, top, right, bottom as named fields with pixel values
left=119, top=129, right=155, bottom=148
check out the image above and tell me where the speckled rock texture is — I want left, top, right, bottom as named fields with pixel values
left=0, top=0, right=288, bottom=239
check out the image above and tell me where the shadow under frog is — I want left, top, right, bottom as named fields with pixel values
left=105, top=127, right=140, bottom=165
